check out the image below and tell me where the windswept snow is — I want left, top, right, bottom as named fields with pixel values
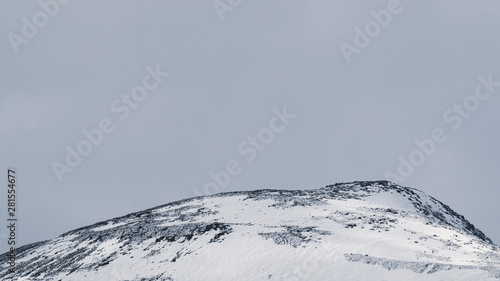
left=1, top=181, right=499, bottom=280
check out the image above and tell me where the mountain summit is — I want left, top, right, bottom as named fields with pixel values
left=1, top=181, right=499, bottom=280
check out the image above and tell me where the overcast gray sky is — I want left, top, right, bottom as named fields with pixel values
left=1, top=0, right=500, bottom=254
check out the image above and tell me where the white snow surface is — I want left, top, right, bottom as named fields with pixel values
left=1, top=181, right=499, bottom=280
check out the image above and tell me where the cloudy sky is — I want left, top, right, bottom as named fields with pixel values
left=1, top=0, right=500, bottom=254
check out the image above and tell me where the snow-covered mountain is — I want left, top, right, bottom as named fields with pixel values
left=1, top=181, right=499, bottom=280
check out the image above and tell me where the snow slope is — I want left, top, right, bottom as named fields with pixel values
left=1, top=181, right=499, bottom=280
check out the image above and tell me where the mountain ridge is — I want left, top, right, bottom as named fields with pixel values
left=1, top=180, right=499, bottom=280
